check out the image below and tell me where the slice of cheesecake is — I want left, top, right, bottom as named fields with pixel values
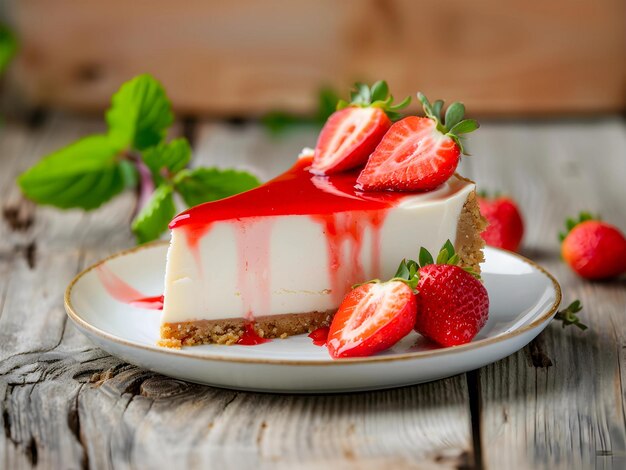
left=159, top=152, right=485, bottom=347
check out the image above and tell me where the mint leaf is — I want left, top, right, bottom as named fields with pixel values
left=142, top=138, right=191, bottom=183
left=131, top=185, right=176, bottom=243
left=0, top=24, right=18, bottom=75
left=18, top=135, right=125, bottom=210
left=106, top=74, right=173, bottom=151
left=174, top=167, right=260, bottom=207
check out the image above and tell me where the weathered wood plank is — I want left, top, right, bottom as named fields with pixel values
left=0, top=115, right=136, bottom=469
left=9, top=0, right=626, bottom=116
left=0, top=118, right=475, bottom=469
left=460, top=119, right=626, bottom=469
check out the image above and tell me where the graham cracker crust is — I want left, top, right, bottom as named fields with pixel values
left=159, top=183, right=486, bottom=348
left=159, top=310, right=334, bottom=349
left=454, top=188, right=487, bottom=273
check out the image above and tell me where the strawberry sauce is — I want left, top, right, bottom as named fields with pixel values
left=169, top=157, right=407, bottom=320
left=237, top=323, right=271, bottom=345
left=96, top=265, right=163, bottom=310
left=308, top=326, right=330, bottom=346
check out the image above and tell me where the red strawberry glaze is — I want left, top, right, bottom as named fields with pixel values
left=96, top=265, right=163, bottom=310
left=129, top=295, right=164, bottom=310
left=169, top=157, right=406, bottom=317
left=169, top=157, right=404, bottom=228
left=308, top=326, right=330, bottom=346
left=237, top=323, right=271, bottom=345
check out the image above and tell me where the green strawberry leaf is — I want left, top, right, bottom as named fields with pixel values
left=444, top=102, right=465, bottom=131
left=106, top=74, right=173, bottom=151
left=18, top=135, right=125, bottom=210
left=174, top=167, right=260, bottom=207
left=142, top=138, right=191, bottom=183
left=131, top=184, right=176, bottom=244
left=419, top=247, right=434, bottom=267
left=554, top=300, right=587, bottom=331
left=449, top=119, right=480, bottom=135
left=338, top=81, right=410, bottom=120
left=370, top=80, right=389, bottom=102
left=559, top=212, right=600, bottom=241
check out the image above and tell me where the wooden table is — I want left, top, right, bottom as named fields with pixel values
left=1, top=114, right=625, bottom=469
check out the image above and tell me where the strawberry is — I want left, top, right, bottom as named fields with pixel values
left=478, top=193, right=524, bottom=252
left=327, top=265, right=419, bottom=359
left=311, top=81, right=410, bottom=175
left=411, top=241, right=489, bottom=347
left=560, top=212, right=626, bottom=280
left=357, top=93, right=479, bottom=192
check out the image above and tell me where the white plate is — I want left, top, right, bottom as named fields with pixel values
left=65, top=243, right=561, bottom=393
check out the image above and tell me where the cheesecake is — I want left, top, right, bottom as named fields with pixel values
left=159, top=151, right=485, bottom=348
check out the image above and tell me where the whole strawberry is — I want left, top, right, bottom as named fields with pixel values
left=560, top=213, right=626, bottom=280
left=478, top=193, right=524, bottom=252
left=412, top=241, right=489, bottom=347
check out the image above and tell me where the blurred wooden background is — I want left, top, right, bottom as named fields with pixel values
left=4, top=0, right=626, bottom=117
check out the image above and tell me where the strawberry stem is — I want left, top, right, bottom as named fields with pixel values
left=554, top=300, right=587, bottom=330
left=559, top=212, right=600, bottom=241
left=337, top=81, right=411, bottom=121
left=417, top=92, right=479, bottom=155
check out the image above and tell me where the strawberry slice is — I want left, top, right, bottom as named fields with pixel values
left=327, top=281, right=417, bottom=359
left=311, top=81, right=410, bottom=175
left=357, top=93, right=479, bottom=191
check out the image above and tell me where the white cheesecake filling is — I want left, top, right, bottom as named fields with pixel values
left=161, top=176, right=474, bottom=324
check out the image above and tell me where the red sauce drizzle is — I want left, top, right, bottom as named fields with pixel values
left=169, top=157, right=405, bottom=230
left=169, top=157, right=403, bottom=315
left=237, top=323, right=271, bottom=345
left=129, top=295, right=164, bottom=310
left=308, top=326, right=330, bottom=346
left=96, top=265, right=163, bottom=311
left=234, top=219, right=273, bottom=318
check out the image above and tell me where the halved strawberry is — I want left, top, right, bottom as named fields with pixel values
left=357, top=93, right=479, bottom=191
left=311, top=81, right=410, bottom=175
left=327, top=280, right=417, bottom=358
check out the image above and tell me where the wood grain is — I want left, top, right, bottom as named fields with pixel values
left=459, top=119, right=626, bottom=469
left=8, top=0, right=626, bottom=116
left=0, top=117, right=474, bottom=469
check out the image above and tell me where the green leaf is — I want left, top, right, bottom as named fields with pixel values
left=449, top=119, right=480, bottom=135
left=370, top=81, right=389, bottom=102
left=142, top=138, right=191, bottom=182
left=444, top=102, right=465, bottom=131
left=0, top=24, right=18, bottom=75
left=431, top=100, right=444, bottom=120
left=417, top=92, right=432, bottom=116
left=174, top=167, right=260, bottom=207
left=106, top=74, right=173, bottom=151
left=418, top=247, right=434, bottom=267
left=316, top=87, right=340, bottom=124
left=436, top=248, right=449, bottom=265
left=394, top=259, right=410, bottom=279
left=18, top=135, right=125, bottom=210
left=443, top=240, right=456, bottom=258
left=554, top=300, right=587, bottom=331
left=131, top=184, right=176, bottom=244
left=119, top=160, right=139, bottom=188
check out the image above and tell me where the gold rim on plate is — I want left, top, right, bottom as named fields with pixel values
left=64, top=242, right=562, bottom=366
